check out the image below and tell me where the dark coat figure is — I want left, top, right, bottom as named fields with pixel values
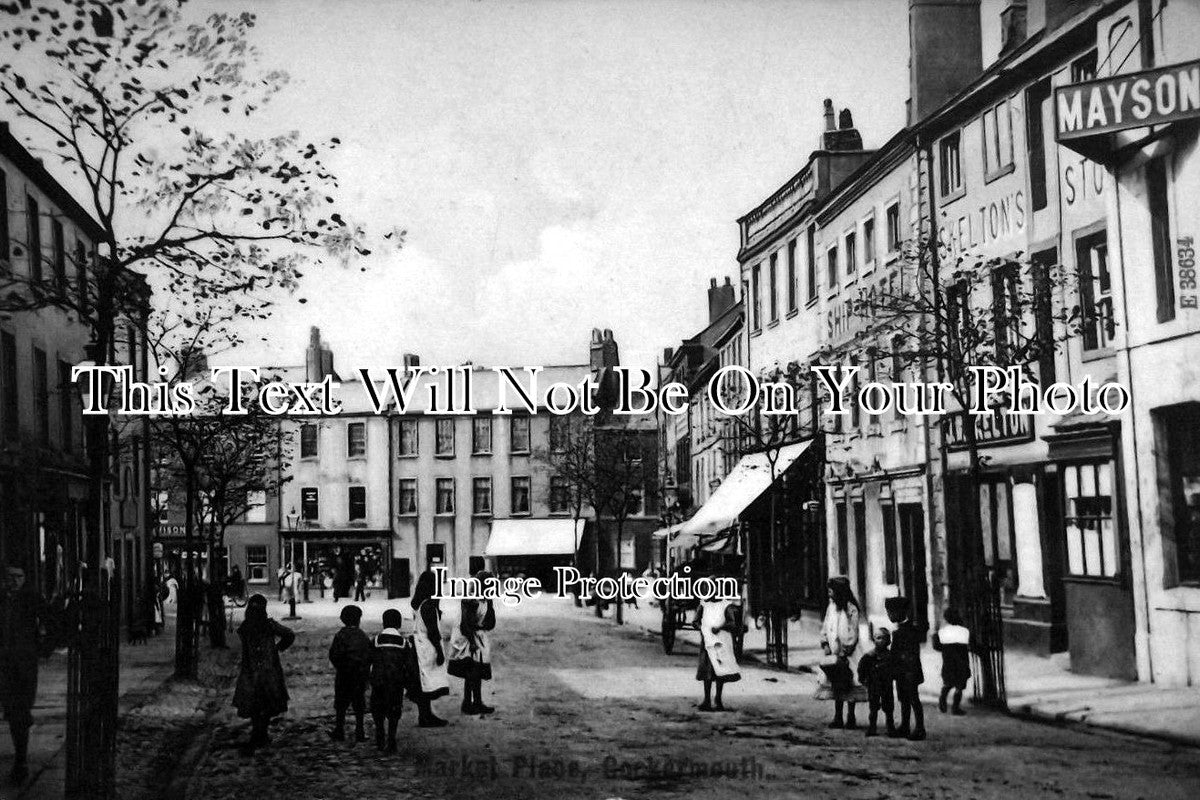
left=332, top=551, right=353, bottom=601
left=857, top=629, right=896, bottom=737
left=353, top=566, right=367, bottom=602
left=885, top=596, right=926, bottom=741
left=933, top=608, right=972, bottom=715
left=1, top=566, right=44, bottom=786
left=205, top=579, right=228, bottom=648
left=227, top=567, right=246, bottom=601
left=233, top=595, right=295, bottom=750
left=329, top=605, right=372, bottom=742
left=370, top=609, right=418, bottom=752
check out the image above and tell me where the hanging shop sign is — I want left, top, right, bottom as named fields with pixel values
left=1056, top=58, right=1200, bottom=141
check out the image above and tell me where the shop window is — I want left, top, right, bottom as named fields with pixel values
left=472, top=416, right=492, bottom=454
left=348, top=486, right=367, bottom=521
left=1076, top=232, right=1114, bottom=351
left=398, top=478, right=417, bottom=516
left=472, top=477, right=492, bottom=516
left=300, top=423, right=318, bottom=458
left=347, top=422, right=366, bottom=458
left=435, top=418, right=455, bottom=456
left=511, top=476, right=531, bottom=515
left=510, top=416, right=530, bottom=453
left=1063, top=462, right=1118, bottom=578
left=939, top=131, right=963, bottom=198
left=1159, top=405, right=1200, bottom=585
left=246, top=545, right=269, bottom=584
left=980, top=480, right=1018, bottom=606
left=435, top=478, right=455, bottom=515
left=398, top=419, right=418, bottom=456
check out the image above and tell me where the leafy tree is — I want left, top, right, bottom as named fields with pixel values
left=849, top=232, right=1082, bottom=702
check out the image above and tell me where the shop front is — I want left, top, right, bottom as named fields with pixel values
left=281, top=529, right=392, bottom=600
left=484, top=518, right=584, bottom=593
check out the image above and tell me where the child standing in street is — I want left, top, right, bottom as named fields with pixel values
left=448, top=595, right=496, bottom=715
left=884, top=595, right=926, bottom=741
left=695, top=590, right=742, bottom=712
left=328, top=604, right=372, bottom=743
left=933, top=607, right=972, bottom=715
left=370, top=609, right=415, bottom=753
left=857, top=627, right=896, bottom=737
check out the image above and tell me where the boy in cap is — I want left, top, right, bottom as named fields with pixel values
left=328, top=604, right=372, bottom=742
left=885, top=595, right=926, bottom=741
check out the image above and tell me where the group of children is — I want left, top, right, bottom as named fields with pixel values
left=326, top=595, right=495, bottom=754
left=854, top=598, right=973, bottom=740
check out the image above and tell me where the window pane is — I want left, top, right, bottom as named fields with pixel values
left=997, top=103, right=1012, bottom=167
left=436, top=419, right=455, bottom=455
left=1067, top=523, right=1084, bottom=574
left=1101, top=518, right=1118, bottom=577
left=1084, top=525, right=1102, bottom=575
left=983, top=109, right=997, bottom=174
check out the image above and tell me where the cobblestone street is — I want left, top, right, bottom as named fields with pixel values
left=120, top=596, right=1200, bottom=800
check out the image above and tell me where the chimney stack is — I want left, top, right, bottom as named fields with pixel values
left=590, top=328, right=620, bottom=372
left=822, top=101, right=864, bottom=151
left=908, top=0, right=983, bottom=124
left=707, top=275, right=736, bottom=323
left=305, top=326, right=337, bottom=381
left=1000, top=1, right=1028, bottom=55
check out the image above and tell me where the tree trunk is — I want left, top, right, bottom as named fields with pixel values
left=175, top=468, right=198, bottom=678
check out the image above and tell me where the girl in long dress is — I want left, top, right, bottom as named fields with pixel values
left=448, top=593, right=496, bottom=715
left=408, top=570, right=450, bottom=727
left=815, top=576, right=868, bottom=728
left=695, top=593, right=741, bottom=712
left=232, top=594, right=295, bottom=750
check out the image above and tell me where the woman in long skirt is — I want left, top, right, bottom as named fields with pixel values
left=232, top=594, right=295, bottom=751
left=815, top=576, right=868, bottom=728
left=695, top=594, right=741, bottom=712
left=409, top=570, right=450, bottom=727
left=448, top=592, right=496, bottom=715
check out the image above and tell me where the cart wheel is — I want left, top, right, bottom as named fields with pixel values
left=661, top=599, right=676, bottom=654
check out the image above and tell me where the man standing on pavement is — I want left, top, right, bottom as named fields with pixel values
left=0, top=563, right=46, bottom=786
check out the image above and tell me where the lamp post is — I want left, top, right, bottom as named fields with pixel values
left=284, top=507, right=300, bottom=620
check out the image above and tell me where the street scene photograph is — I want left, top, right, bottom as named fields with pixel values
left=2, top=0, right=1200, bottom=798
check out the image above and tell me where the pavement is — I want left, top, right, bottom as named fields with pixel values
left=1, top=618, right=178, bottom=800
left=607, top=597, right=1200, bottom=748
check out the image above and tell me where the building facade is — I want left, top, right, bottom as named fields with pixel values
left=0, top=122, right=150, bottom=627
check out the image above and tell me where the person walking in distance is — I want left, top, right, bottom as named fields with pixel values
left=0, top=564, right=46, bottom=786
left=408, top=570, right=450, bottom=727
left=328, top=604, right=372, bottom=743
left=353, top=563, right=367, bottom=603
left=232, top=594, right=296, bottom=752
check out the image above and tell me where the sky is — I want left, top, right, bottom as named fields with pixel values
left=214, top=0, right=936, bottom=373
left=15, top=0, right=1002, bottom=372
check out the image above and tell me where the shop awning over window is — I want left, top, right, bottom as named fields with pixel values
left=677, top=440, right=813, bottom=540
left=484, top=518, right=584, bottom=557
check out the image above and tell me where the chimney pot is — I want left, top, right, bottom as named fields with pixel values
left=823, top=98, right=835, bottom=132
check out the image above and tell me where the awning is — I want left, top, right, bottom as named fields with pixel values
left=678, top=440, right=813, bottom=539
left=484, top=518, right=584, bottom=557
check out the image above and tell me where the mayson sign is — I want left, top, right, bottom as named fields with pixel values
left=1056, top=58, right=1200, bottom=141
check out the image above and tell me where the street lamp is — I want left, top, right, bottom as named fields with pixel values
left=284, top=507, right=300, bottom=620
